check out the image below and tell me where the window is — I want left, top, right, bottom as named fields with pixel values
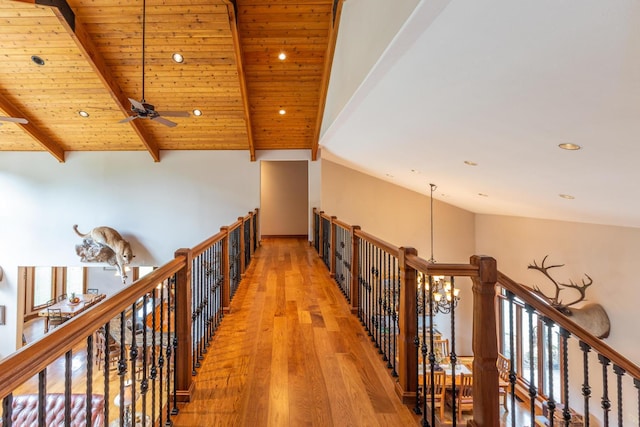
left=498, top=290, right=563, bottom=402
left=33, top=266, right=53, bottom=307
left=65, top=267, right=85, bottom=296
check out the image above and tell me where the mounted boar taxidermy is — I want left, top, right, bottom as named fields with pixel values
left=74, top=225, right=135, bottom=284
left=528, top=256, right=610, bottom=338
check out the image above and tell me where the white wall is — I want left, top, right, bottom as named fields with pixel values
left=0, top=149, right=320, bottom=358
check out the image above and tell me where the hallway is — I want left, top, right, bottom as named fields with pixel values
left=171, top=237, right=418, bottom=426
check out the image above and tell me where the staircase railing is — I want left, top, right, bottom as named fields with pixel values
left=0, top=209, right=259, bottom=427
left=312, top=207, right=640, bottom=427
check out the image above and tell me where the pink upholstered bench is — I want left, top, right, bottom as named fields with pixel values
left=1, top=393, right=104, bottom=427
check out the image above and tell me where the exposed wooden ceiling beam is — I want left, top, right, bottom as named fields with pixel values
left=0, top=92, right=65, bottom=162
left=34, top=0, right=162, bottom=162
left=224, top=0, right=256, bottom=162
left=312, top=0, right=344, bottom=161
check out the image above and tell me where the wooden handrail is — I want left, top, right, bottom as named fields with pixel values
left=354, top=229, right=400, bottom=258
left=228, top=218, right=243, bottom=232
left=498, top=272, right=640, bottom=380
left=405, top=254, right=479, bottom=277
left=191, top=230, right=226, bottom=258
left=333, top=218, right=351, bottom=230
left=0, top=257, right=185, bottom=400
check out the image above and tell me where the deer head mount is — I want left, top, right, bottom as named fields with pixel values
left=528, top=255, right=593, bottom=314
left=528, top=255, right=610, bottom=339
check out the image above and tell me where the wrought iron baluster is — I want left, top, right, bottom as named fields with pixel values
left=2, top=394, right=13, bottom=427
left=38, top=369, right=46, bottom=426
left=158, top=282, right=166, bottom=426
left=86, top=334, right=94, bottom=427
left=391, top=259, right=398, bottom=378
left=544, top=317, right=556, bottom=427
left=634, top=378, right=640, bottom=427
left=141, top=294, right=149, bottom=425
left=612, top=365, right=625, bottom=427
left=64, top=349, right=72, bottom=427
left=579, top=341, right=591, bottom=427
left=561, top=328, right=571, bottom=427
left=507, top=290, right=516, bottom=426
left=599, top=354, right=611, bottom=427
left=525, top=304, right=537, bottom=423
left=151, top=289, right=158, bottom=424
left=428, top=274, right=436, bottom=427
left=170, top=275, right=179, bottom=419
left=118, top=311, right=127, bottom=425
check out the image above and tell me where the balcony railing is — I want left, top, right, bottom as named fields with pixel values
left=0, top=209, right=259, bottom=427
left=313, top=207, right=640, bottom=427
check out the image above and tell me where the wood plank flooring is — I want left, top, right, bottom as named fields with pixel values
left=171, top=237, right=419, bottom=427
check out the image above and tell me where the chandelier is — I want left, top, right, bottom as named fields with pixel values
left=417, top=183, right=460, bottom=315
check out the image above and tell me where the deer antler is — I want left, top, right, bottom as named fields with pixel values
left=528, top=256, right=593, bottom=312
left=527, top=255, right=565, bottom=305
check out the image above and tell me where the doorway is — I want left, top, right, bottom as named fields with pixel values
left=260, top=161, right=308, bottom=237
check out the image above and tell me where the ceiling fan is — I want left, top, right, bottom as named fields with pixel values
left=119, top=0, right=189, bottom=127
left=0, top=116, right=28, bottom=126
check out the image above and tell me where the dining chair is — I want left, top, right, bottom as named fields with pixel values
left=47, top=308, right=66, bottom=331
left=424, top=370, right=447, bottom=420
left=95, top=328, right=120, bottom=370
left=447, top=372, right=473, bottom=419
left=497, top=352, right=510, bottom=411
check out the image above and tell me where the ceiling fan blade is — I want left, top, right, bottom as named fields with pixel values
left=156, top=111, right=190, bottom=118
left=151, top=116, right=177, bottom=127
left=0, top=116, right=28, bottom=124
left=128, top=98, right=146, bottom=111
left=118, top=115, right=138, bottom=124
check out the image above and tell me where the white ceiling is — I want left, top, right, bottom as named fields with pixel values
left=320, top=0, right=640, bottom=228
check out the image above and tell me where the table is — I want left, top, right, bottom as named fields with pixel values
left=419, top=362, right=472, bottom=385
left=38, top=293, right=106, bottom=331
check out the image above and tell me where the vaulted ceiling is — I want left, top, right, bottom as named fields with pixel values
left=0, top=0, right=341, bottom=162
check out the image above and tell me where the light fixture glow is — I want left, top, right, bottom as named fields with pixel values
left=478, top=193, right=489, bottom=197
left=78, top=110, right=89, bottom=118
left=172, top=53, right=184, bottom=63
left=193, top=109, right=202, bottom=116
left=559, top=194, right=575, bottom=200
left=559, top=143, right=581, bottom=151
left=464, top=160, right=478, bottom=166
left=278, top=52, right=286, bottom=60
left=279, top=109, right=286, bottom=115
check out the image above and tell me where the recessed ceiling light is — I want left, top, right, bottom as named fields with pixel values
left=478, top=193, right=489, bottom=197
left=386, top=173, right=394, bottom=178
left=559, top=194, right=575, bottom=199
left=558, top=143, right=581, bottom=150
left=31, top=55, right=45, bottom=66
left=278, top=52, right=286, bottom=60
left=172, top=53, right=184, bottom=63
left=193, top=109, right=202, bottom=116
left=78, top=110, right=89, bottom=118
left=464, top=160, right=478, bottom=166
left=279, top=109, right=286, bottom=115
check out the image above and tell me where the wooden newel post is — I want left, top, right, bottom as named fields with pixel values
left=174, top=248, right=194, bottom=402
left=470, top=255, right=499, bottom=427
left=350, top=225, right=361, bottom=314
left=221, top=226, right=231, bottom=313
left=395, top=246, right=418, bottom=404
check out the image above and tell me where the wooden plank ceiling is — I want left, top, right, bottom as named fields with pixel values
left=0, top=0, right=341, bottom=162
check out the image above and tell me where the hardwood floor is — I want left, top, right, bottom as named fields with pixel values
left=171, top=237, right=419, bottom=427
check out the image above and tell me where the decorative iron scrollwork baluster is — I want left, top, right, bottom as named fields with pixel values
left=579, top=341, right=591, bottom=427
left=560, top=328, right=571, bottom=427
left=525, top=304, right=537, bottom=423
left=544, top=317, right=556, bottom=427
left=598, top=354, right=611, bottom=427
left=612, top=365, right=625, bottom=427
